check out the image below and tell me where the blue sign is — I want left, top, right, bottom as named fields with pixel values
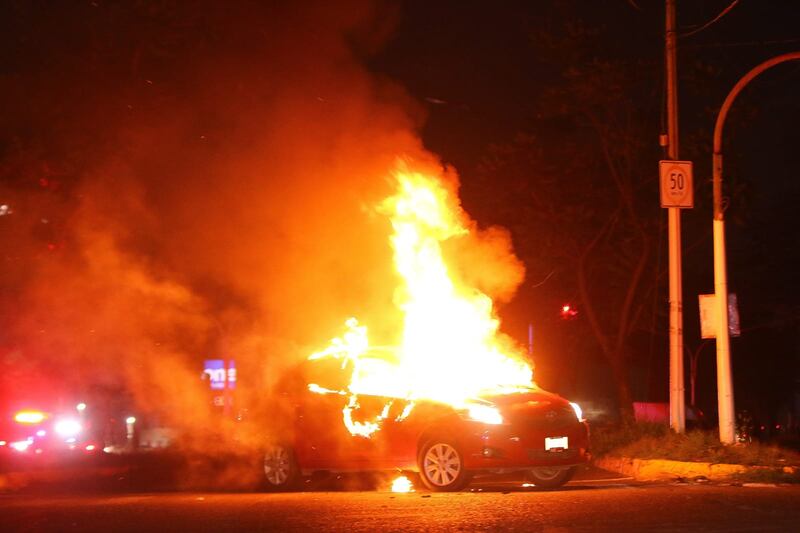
left=203, top=359, right=236, bottom=390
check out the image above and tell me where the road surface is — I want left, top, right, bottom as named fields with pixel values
left=1, top=468, right=799, bottom=532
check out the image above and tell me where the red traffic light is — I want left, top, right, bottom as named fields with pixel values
left=560, top=304, right=578, bottom=320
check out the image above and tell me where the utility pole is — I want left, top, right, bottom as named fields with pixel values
left=665, top=0, right=685, bottom=433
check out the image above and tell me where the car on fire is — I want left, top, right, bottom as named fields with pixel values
left=259, top=358, right=590, bottom=492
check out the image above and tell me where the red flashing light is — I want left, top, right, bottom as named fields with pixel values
left=14, top=410, right=46, bottom=424
left=560, top=303, right=578, bottom=320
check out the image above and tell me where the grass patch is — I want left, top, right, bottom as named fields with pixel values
left=594, top=423, right=800, bottom=468
left=591, top=422, right=669, bottom=457
left=731, top=468, right=800, bottom=485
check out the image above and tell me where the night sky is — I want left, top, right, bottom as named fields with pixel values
left=1, top=1, right=800, bottom=431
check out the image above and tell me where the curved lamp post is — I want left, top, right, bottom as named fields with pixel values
left=712, top=51, right=800, bottom=444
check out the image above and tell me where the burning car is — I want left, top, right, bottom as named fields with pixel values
left=256, top=169, right=591, bottom=491
left=259, top=356, right=589, bottom=492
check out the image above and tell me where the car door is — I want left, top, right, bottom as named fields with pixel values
left=295, top=390, right=381, bottom=470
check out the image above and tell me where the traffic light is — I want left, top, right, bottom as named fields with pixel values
left=559, top=304, right=578, bottom=320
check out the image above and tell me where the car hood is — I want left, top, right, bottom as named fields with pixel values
left=477, top=387, right=576, bottom=424
left=479, top=387, right=569, bottom=408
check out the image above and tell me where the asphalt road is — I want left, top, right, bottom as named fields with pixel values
left=2, top=469, right=799, bottom=532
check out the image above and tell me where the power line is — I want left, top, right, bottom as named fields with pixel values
left=682, top=37, right=800, bottom=50
left=679, top=0, right=740, bottom=38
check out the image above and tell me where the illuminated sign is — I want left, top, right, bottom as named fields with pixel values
left=203, top=359, right=236, bottom=390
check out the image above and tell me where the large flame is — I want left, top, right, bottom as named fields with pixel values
left=309, top=164, right=533, bottom=436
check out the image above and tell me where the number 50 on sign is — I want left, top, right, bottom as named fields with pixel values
left=659, top=160, right=693, bottom=209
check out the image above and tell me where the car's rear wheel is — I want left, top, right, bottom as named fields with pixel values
left=262, top=444, right=300, bottom=491
left=418, top=439, right=471, bottom=492
left=525, top=466, right=576, bottom=488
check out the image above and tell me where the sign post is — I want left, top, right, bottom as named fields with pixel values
left=660, top=159, right=693, bottom=434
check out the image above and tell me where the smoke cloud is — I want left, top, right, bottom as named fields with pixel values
left=0, top=1, right=524, bottom=458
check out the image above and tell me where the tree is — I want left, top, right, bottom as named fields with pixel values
left=466, top=6, right=664, bottom=419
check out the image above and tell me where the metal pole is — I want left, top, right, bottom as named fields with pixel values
left=711, top=51, right=800, bottom=444
left=665, top=0, right=685, bottom=433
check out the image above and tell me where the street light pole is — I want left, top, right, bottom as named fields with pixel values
left=711, top=51, right=800, bottom=444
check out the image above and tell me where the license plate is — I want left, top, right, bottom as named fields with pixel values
left=545, top=436, right=568, bottom=451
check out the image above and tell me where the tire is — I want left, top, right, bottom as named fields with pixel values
left=262, top=444, right=301, bottom=491
left=525, top=466, right=576, bottom=488
left=418, top=439, right=472, bottom=492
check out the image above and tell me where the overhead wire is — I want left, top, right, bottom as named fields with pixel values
left=679, top=0, right=740, bottom=38
left=682, top=37, right=800, bottom=50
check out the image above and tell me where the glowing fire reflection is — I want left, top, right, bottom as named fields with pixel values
left=310, top=164, right=533, bottom=436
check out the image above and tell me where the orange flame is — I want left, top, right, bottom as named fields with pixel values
left=391, top=475, right=414, bottom=493
left=310, top=164, right=533, bottom=436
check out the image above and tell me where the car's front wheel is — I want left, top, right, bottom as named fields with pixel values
left=525, top=466, right=576, bottom=488
left=418, top=439, right=471, bottom=492
left=262, top=444, right=300, bottom=491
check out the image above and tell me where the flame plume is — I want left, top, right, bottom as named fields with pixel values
left=310, top=163, right=533, bottom=436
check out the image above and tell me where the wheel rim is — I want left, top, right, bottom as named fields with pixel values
left=531, top=467, right=561, bottom=481
left=423, top=443, right=462, bottom=487
left=263, top=446, right=291, bottom=485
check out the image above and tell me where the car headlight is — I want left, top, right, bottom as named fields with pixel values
left=570, top=402, right=585, bottom=422
left=464, top=403, right=504, bottom=425
left=54, top=418, right=82, bottom=438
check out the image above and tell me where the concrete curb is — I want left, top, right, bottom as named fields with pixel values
left=595, top=456, right=798, bottom=482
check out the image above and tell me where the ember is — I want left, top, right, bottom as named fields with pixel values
left=391, top=475, right=414, bottom=493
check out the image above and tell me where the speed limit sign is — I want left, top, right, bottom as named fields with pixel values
left=659, top=160, right=693, bottom=208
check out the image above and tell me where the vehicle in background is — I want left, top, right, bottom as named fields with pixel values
left=0, top=404, right=102, bottom=458
left=633, top=401, right=708, bottom=430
